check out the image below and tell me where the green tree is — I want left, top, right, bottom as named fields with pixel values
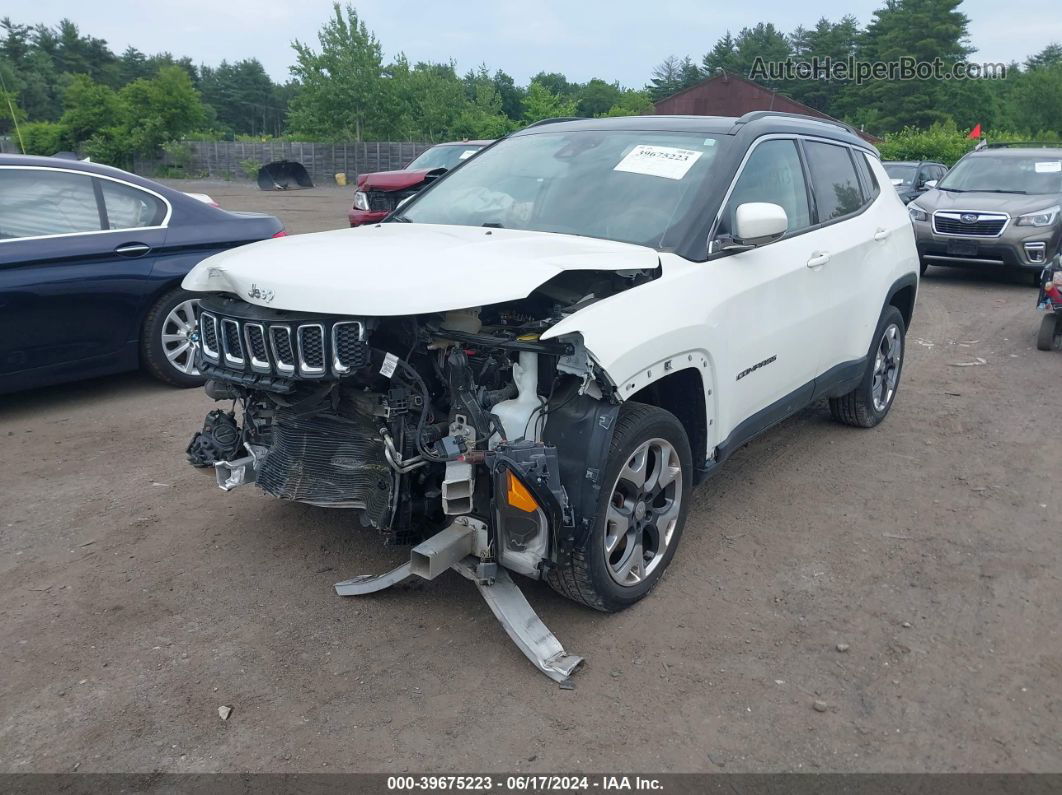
left=452, top=77, right=516, bottom=139
left=648, top=55, right=684, bottom=101
left=59, top=72, right=119, bottom=145
left=602, top=89, right=653, bottom=117
left=785, top=16, right=861, bottom=112
left=576, top=78, right=622, bottom=117
left=702, top=31, right=740, bottom=75
left=200, top=58, right=282, bottom=135
left=288, top=3, right=387, bottom=140
left=522, top=80, right=577, bottom=123
left=1006, top=64, right=1062, bottom=136
left=1025, top=43, right=1062, bottom=71
left=841, top=0, right=973, bottom=133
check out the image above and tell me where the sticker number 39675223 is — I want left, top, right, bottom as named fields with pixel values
left=614, top=145, right=703, bottom=180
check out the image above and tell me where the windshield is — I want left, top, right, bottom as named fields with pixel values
left=397, top=130, right=722, bottom=248
left=407, top=144, right=484, bottom=171
left=937, top=154, right=1062, bottom=194
left=884, top=163, right=917, bottom=185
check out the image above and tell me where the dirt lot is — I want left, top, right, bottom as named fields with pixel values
left=1, top=180, right=1060, bottom=774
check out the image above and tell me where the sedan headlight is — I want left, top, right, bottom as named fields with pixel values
left=352, top=190, right=370, bottom=211
left=908, top=203, right=929, bottom=222
left=1016, top=205, right=1060, bottom=227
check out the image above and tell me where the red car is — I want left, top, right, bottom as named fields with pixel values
left=348, top=140, right=492, bottom=226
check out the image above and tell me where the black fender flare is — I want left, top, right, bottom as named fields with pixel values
left=541, top=381, right=621, bottom=556
left=884, top=272, right=919, bottom=329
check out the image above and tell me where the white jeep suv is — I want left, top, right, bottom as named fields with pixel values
left=183, top=112, right=918, bottom=615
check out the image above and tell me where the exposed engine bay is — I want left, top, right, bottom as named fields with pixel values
left=186, top=268, right=653, bottom=579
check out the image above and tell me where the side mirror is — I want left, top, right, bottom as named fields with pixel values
left=924, top=180, right=937, bottom=189
left=732, top=202, right=788, bottom=247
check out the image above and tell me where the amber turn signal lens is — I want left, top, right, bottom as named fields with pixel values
left=505, top=470, right=539, bottom=513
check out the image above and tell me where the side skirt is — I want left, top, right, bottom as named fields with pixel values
left=695, top=356, right=867, bottom=483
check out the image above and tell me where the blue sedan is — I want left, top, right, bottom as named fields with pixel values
left=0, top=155, right=284, bottom=393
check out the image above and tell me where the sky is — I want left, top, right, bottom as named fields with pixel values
left=5, top=0, right=1061, bottom=87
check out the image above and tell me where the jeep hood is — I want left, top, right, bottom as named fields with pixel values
left=182, top=223, right=660, bottom=316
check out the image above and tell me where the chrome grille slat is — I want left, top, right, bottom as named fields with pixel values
left=199, top=313, right=219, bottom=361
left=220, top=318, right=244, bottom=365
left=269, top=325, right=296, bottom=376
left=332, top=321, right=367, bottom=374
left=297, top=324, right=326, bottom=376
left=244, top=323, right=270, bottom=373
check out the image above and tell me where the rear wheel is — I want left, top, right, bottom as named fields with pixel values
left=546, top=403, right=692, bottom=612
left=141, top=287, right=206, bottom=388
left=1037, top=314, right=1061, bottom=351
left=829, top=306, right=906, bottom=428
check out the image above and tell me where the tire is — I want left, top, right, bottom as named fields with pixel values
left=546, top=402, right=692, bottom=612
left=1037, top=314, right=1060, bottom=351
left=919, top=259, right=928, bottom=276
left=829, top=305, right=906, bottom=428
left=141, top=287, right=206, bottom=388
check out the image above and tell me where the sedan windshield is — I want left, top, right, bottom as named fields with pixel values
left=884, top=163, right=916, bottom=185
left=407, top=144, right=484, bottom=171
left=937, top=154, right=1062, bottom=194
left=397, top=130, right=723, bottom=249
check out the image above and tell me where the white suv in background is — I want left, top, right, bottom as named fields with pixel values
left=182, top=112, right=919, bottom=619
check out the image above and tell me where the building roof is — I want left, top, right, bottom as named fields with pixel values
left=653, top=71, right=878, bottom=143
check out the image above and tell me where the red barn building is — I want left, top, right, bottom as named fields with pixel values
left=653, top=71, right=877, bottom=143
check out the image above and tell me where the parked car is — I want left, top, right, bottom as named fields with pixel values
left=883, top=160, right=948, bottom=204
left=347, top=140, right=492, bottom=226
left=0, top=154, right=284, bottom=394
left=183, top=111, right=918, bottom=631
left=909, top=144, right=1062, bottom=283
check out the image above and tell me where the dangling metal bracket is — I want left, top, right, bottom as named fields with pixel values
left=334, top=517, right=584, bottom=685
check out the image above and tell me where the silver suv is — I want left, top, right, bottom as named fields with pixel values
left=909, top=144, right=1062, bottom=283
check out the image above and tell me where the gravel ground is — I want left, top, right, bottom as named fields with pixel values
left=1, top=180, right=1059, bottom=773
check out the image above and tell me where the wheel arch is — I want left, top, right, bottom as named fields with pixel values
left=626, top=366, right=709, bottom=468
left=886, top=273, right=918, bottom=330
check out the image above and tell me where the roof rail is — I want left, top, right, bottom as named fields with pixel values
left=523, top=116, right=582, bottom=129
left=729, top=110, right=862, bottom=139
left=983, top=141, right=1062, bottom=149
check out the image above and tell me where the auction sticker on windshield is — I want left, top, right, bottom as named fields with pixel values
left=614, top=144, right=702, bottom=180
left=1035, top=161, right=1061, bottom=173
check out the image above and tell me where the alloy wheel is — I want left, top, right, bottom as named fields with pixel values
left=162, top=299, right=200, bottom=376
left=603, top=438, right=683, bottom=586
left=872, top=323, right=902, bottom=412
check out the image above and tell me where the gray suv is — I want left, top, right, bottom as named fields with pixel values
left=910, top=144, right=1062, bottom=283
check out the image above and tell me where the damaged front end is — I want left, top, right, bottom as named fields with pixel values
left=185, top=268, right=648, bottom=587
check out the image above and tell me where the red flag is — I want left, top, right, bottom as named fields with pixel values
left=967, top=123, right=982, bottom=139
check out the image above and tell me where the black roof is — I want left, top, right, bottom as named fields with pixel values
left=512, top=112, right=874, bottom=152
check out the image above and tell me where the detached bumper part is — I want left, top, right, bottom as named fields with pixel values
left=214, top=444, right=268, bottom=491
left=334, top=518, right=583, bottom=684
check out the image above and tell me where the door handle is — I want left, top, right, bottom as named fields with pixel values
left=874, top=228, right=890, bottom=241
left=115, top=243, right=152, bottom=257
left=806, top=252, right=830, bottom=268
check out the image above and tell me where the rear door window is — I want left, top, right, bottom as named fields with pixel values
left=98, top=179, right=167, bottom=229
left=804, top=141, right=864, bottom=221
left=0, top=168, right=102, bottom=240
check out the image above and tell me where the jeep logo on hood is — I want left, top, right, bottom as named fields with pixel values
left=247, top=283, right=275, bottom=303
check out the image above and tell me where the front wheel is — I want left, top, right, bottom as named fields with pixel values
left=546, top=403, right=692, bottom=612
left=141, top=287, right=206, bottom=388
left=829, top=305, right=906, bottom=428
